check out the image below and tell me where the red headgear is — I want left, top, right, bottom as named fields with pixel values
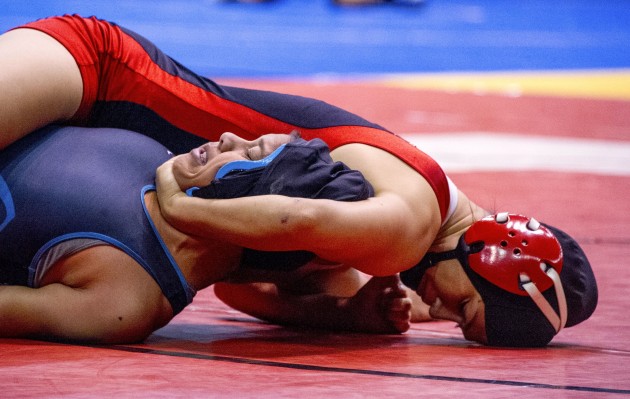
left=400, top=213, right=570, bottom=344
left=464, top=213, right=563, bottom=295
left=465, top=213, right=568, bottom=334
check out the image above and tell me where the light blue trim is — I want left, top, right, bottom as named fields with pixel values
left=0, top=176, right=15, bottom=232
left=215, top=144, right=286, bottom=179
left=141, top=184, right=195, bottom=303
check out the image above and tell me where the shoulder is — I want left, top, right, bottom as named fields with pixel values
left=331, top=143, right=441, bottom=218
left=317, top=144, right=442, bottom=274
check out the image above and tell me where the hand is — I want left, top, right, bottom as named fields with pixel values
left=346, top=275, right=412, bottom=333
left=155, top=157, right=186, bottom=220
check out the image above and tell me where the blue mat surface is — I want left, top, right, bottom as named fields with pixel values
left=2, top=1, right=629, bottom=77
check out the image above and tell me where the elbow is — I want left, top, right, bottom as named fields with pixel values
left=364, top=221, right=437, bottom=277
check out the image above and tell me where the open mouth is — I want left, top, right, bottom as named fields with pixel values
left=192, top=146, right=208, bottom=165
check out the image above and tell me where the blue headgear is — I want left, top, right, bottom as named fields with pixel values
left=215, top=144, right=287, bottom=179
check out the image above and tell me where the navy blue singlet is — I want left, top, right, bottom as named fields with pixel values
left=0, top=126, right=194, bottom=314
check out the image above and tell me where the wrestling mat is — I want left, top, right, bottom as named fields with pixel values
left=2, top=1, right=629, bottom=397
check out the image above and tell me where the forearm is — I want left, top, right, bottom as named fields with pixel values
left=0, top=282, right=155, bottom=343
left=274, top=294, right=356, bottom=332
left=215, top=274, right=411, bottom=334
left=162, top=193, right=317, bottom=250
left=214, top=283, right=357, bottom=332
left=157, top=158, right=322, bottom=250
left=0, top=286, right=49, bottom=338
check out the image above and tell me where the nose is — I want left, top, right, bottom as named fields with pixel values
left=218, top=132, right=248, bottom=152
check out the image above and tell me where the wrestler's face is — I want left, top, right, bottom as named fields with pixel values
left=172, top=132, right=294, bottom=189
left=417, top=259, right=487, bottom=344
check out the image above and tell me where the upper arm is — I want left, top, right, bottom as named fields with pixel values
left=0, top=283, right=106, bottom=341
left=0, top=247, right=170, bottom=343
left=317, top=143, right=442, bottom=275
left=0, top=282, right=156, bottom=343
left=305, top=193, right=433, bottom=275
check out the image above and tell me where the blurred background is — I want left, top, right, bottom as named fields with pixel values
left=2, top=1, right=629, bottom=77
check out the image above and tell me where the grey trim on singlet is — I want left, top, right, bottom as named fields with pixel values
left=32, top=238, right=106, bottom=287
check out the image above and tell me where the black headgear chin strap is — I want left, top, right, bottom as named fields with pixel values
left=399, top=235, right=484, bottom=290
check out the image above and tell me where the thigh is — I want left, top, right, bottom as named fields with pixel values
left=0, top=28, right=82, bottom=149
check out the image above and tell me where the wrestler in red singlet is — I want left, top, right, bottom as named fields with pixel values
left=19, top=14, right=452, bottom=222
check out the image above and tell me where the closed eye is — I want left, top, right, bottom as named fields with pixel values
left=246, top=147, right=261, bottom=160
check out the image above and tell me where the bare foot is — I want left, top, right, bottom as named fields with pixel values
left=347, top=275, right=412, bottom=333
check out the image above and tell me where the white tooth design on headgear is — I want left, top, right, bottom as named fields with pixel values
left=527, top=217, right=541, bottom=231
left=495, top=212, right=509, bottom=223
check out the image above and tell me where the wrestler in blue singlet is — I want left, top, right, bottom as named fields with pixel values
left=0, top=124, right=372, bottom=312
left=0, top=126, right=195, bottom=315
